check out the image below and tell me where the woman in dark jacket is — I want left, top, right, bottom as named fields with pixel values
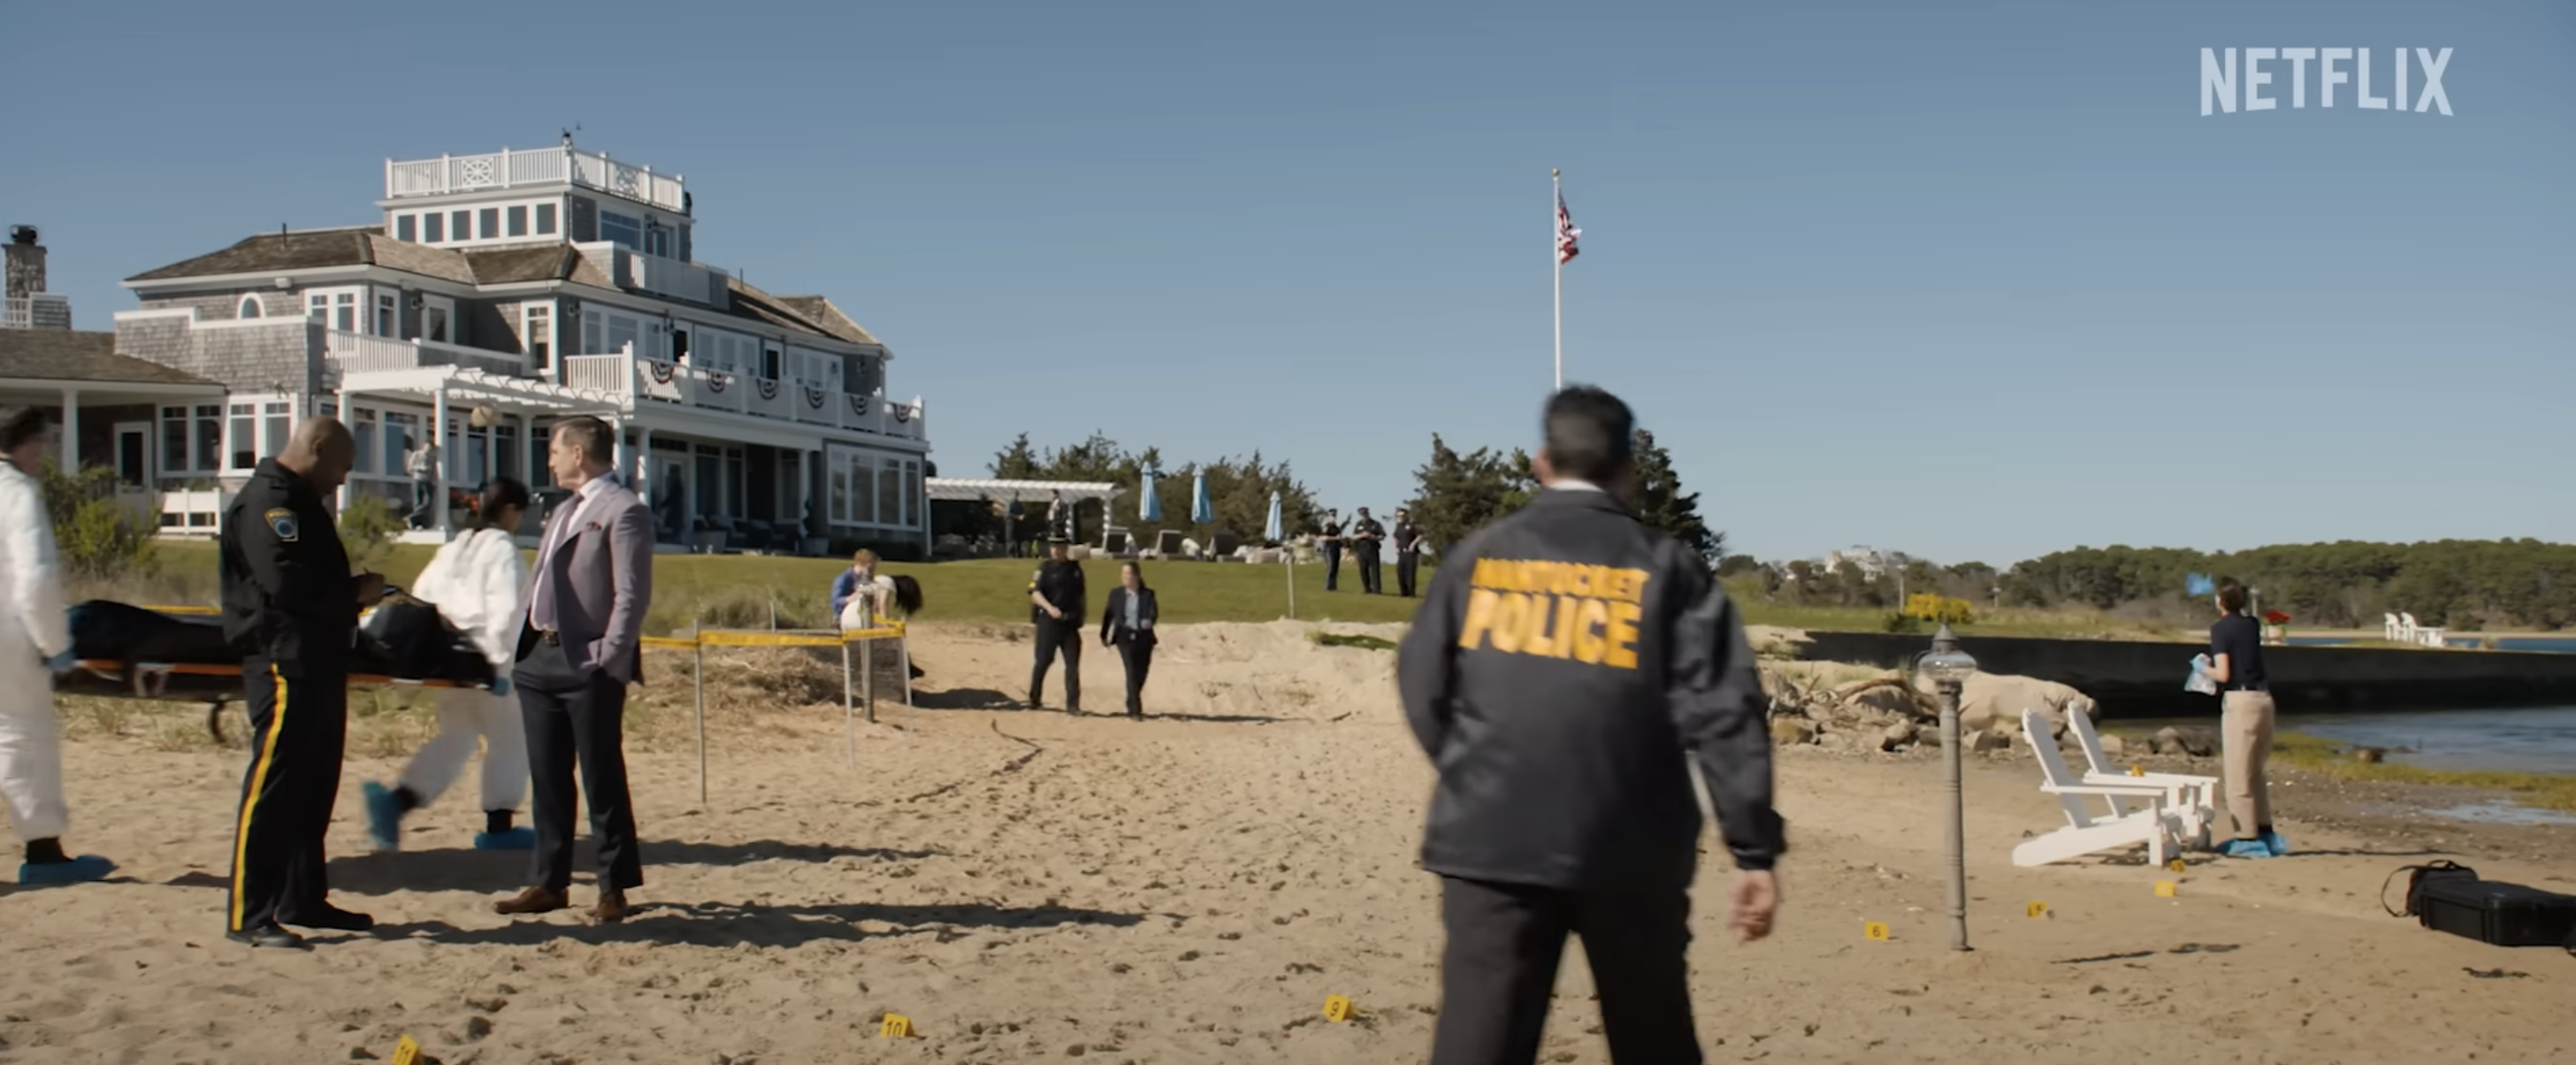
left=1098, top=562, right=1158, bottom=719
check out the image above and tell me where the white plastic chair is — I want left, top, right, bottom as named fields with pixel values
left=2062, top=705, right=2214, bottom=850
left=2014, top=710, right=2180, bottom=869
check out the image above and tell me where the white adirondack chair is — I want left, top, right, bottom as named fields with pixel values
left=2400, top=613, right=2420, bottom=642
left=2062, top=705, right=2215, bottom=850
left=2014, top=710, right=2180, bottom=869
left=2383, top=613, right=2403, bottom=641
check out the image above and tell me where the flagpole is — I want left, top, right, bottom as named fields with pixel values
left=1553, top=168, right=1563, bottom=392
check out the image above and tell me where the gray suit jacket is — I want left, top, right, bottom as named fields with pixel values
left=517, top=478, right=654, bottom=683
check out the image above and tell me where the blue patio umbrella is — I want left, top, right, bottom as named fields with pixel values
left=2185, top=572, right=2214, bottom=598
left=1139, top=467, right=1162, bottom=524
left=1264, top=491, right=1283, bottom=542
left=1191, top=471, right=1215, bottom=525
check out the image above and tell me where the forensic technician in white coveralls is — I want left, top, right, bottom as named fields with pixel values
left=362, top=476, right=539, bottom=852
left=0, top=406, right=117, bottom=886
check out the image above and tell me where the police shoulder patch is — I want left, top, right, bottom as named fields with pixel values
left=265, top=507, right=299, bottom=542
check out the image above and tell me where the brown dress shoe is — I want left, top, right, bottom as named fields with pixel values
left=494, top=886, right=568, bottom=916
left=591, top=890, right=630, bottom=924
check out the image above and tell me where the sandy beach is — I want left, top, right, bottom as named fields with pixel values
left=5, top=621, right=2571, bottom=1064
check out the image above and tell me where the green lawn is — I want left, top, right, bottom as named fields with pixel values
left=111, top=542, right=2193, bottom=640
left=118, top=541, right=1427, bottom=632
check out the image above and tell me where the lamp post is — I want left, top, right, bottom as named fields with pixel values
left=1918, top=622, right=1979, bottom=952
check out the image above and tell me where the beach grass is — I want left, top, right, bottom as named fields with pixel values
left=2270, top=731, right=2576, bottom=813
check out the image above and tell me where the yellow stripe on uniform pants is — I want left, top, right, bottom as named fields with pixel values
left=229, top=663, right=289, bottom=932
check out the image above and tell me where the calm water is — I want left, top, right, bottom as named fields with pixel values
left=2285, top=705, right=2576, bottom=776
left=2130, top=705, right=2576, bottom=777
left=2286, top=636, right=2576, bottom=654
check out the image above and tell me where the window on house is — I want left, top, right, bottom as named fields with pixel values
left=644, top=225, right=671, bottom=258
left=877, top=455, right=901, bottom=526
left=671, top=328, right=690, bottom=363
left=228, top=403, right=256, bottom=470
left=425, top=305, right=448, bottom=343
left=376, top=294, right=396, bottom=336
left=726, top=448, right=745, bottom=517
left=604, top=314, right=638, bottom=356
left=335, top=293, right=356, bottom=332
left=352, top=408, right=378, bottom=475
left=508, top=205, right=528, bottom=237
left=382, top=411, right=417, bottom=475
left=396, top=214, right=417, bottom=242
left=524, top=305, right=552, bottom=371
left=237, top=295, right=262, bottom=318
left=536, top=203, right=557, bottom=234
left=904, top=460, right=921, bottom=529
left=424, top=212, right=445, bottom=242
left=496, top=424, right=520, bottom=481
left=479, top=208, right=501, bottom=241
left=194, top=404, right=221, bottom=471
left=599, top=211, right=641, bottom=249
left=450, top=211, right=471, bottom=242
left=763, top=347, right=781, bottom=380
left=264, top=402, right=290, bottom=464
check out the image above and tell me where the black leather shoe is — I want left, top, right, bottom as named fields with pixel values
left=278, top=905, right=374, bottom=932
left=225, top=923, right=309, bottom=949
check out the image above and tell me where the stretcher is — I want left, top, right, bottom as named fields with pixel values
left=62, top=602, right=495, bottom=707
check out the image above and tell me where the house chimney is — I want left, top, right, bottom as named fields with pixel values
left=3, top=226, right=42, bottom=301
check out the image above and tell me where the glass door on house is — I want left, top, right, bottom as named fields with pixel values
left=115, top=423, right=149, bottom=487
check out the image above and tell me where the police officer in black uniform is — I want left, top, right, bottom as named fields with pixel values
left=218, top=418, right=386, bottom=949
left=1317, top=510, right=1345, bottom=591
left=1396, top=385, right=1785, bottom=1065
left=1027, top=535, right=1087, bottom=714
left=1393, top=507, right=1426, bottom=598
left=1349, top=506, right=1387, bottom=594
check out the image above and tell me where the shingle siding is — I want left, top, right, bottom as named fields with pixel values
left=118, top=318, right=319, bottom=395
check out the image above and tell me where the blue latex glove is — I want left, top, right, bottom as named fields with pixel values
left=42, top=649, right=77, bottom=673
left=490, top=676, right=514, bottom=699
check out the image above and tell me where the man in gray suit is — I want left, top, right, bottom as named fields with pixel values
left=495, top=415, right=653, bottom=924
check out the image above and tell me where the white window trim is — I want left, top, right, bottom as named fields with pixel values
left=223, top=394, right=298, bottom=473
left=236, top=294, right=266, bottom=319
left=419, top=293, right=456, bottom=343
left=158, top=403, right=224, bottom=478
left=521, top=302, right=555, bottom=370
left=305, top=286, right=363, bottom=333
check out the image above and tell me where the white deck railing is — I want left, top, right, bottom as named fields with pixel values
left=385, top=146, right=686, bottom=212
left=558, top=347, right=926, bottom=441
left=324, top=330, right=527, bottom=378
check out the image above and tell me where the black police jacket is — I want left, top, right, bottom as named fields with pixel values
left=1396, top=486, right=1785, bottom=889
left=219, top=458, right=362, bottom=674
left=1028, top=559, right=1087, bottom=625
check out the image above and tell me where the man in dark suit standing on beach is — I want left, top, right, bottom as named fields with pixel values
left=495, top=415, right=653, bottom=925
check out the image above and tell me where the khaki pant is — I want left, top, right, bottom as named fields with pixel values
left=2221, top=690, right=2276, bottom=837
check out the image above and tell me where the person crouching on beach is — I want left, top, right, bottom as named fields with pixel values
left=363, top=477, right=537, bottom=853
left=833, top=548, right=894, bottom=631
left=2205, top=578, right=2287, bottom=858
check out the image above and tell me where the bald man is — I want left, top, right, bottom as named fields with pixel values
left=217, top=418, right=386, bottom=948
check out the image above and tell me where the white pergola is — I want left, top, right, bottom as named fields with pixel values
left=334, top=364, right=625, bottom=540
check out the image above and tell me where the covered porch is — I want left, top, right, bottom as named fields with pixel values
left=0, top=328, right=229, bottom=532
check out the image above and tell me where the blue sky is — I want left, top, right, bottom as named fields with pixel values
left=5, top=1, right=2569, bottom=565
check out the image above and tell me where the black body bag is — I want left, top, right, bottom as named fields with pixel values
left=2383, top=860, right=2576, bottom=950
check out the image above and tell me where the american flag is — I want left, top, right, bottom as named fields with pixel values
left=1555, top=186, right=1581, bottom=264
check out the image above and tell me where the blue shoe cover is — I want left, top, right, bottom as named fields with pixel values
left=18, top=854, right=115, bottom=885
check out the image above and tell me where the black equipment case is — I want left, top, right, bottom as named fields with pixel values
left=2387, top=861, right=2576, bottom=949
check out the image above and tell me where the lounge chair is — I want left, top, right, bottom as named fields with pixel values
left=2013, top=710, right=2182, bottom=869
left=2062, top=705, right=2215, bottom=850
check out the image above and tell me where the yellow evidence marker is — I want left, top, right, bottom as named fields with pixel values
left=880, top=1014, right=914, bottom=1038
left=2026, top=901, right=2050, bottom=918
left=1862, top=922, right=1891, bottom=941
left=2155, top=881, right=2178, bottom=898
left=1324, top=996, right=1354, bottom=1023
left=2129, top=765, right=2145, bottom=777
left=390, top=1036, right=422, bottom=1065
left=2169, top=858, right=2188, bottom=874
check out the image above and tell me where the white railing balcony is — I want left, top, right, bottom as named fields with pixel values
left=617, top=249, right=730, bottom=306
left=2, top=294, right=72, bottom=330
left=562, top=346, right=924, bottom=441
left=385, top=146, right=687, bottom=212
left=325, top=330, right=529, bottom=379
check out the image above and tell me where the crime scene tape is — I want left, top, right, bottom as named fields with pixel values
left=145, top=607, right=900, bottom=651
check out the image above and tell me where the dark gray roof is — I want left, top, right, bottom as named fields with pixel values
left=0, top=330, right=220, bottom=386
left=133, top=230, right=882, bottom=350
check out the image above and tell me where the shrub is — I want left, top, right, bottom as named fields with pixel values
left=37, top=466, right=158, bottom=585
left=337, top=493, right=406, bottom=572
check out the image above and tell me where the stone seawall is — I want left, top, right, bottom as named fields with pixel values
left=1790, top=631, right=2576, bottom=719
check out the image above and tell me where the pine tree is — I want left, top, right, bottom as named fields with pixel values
left=1405, top=434, right=1532, bottom=551
left=1629, top=429, right=1723, bottom=568
left=989, top=433, right=1041, bottom=479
